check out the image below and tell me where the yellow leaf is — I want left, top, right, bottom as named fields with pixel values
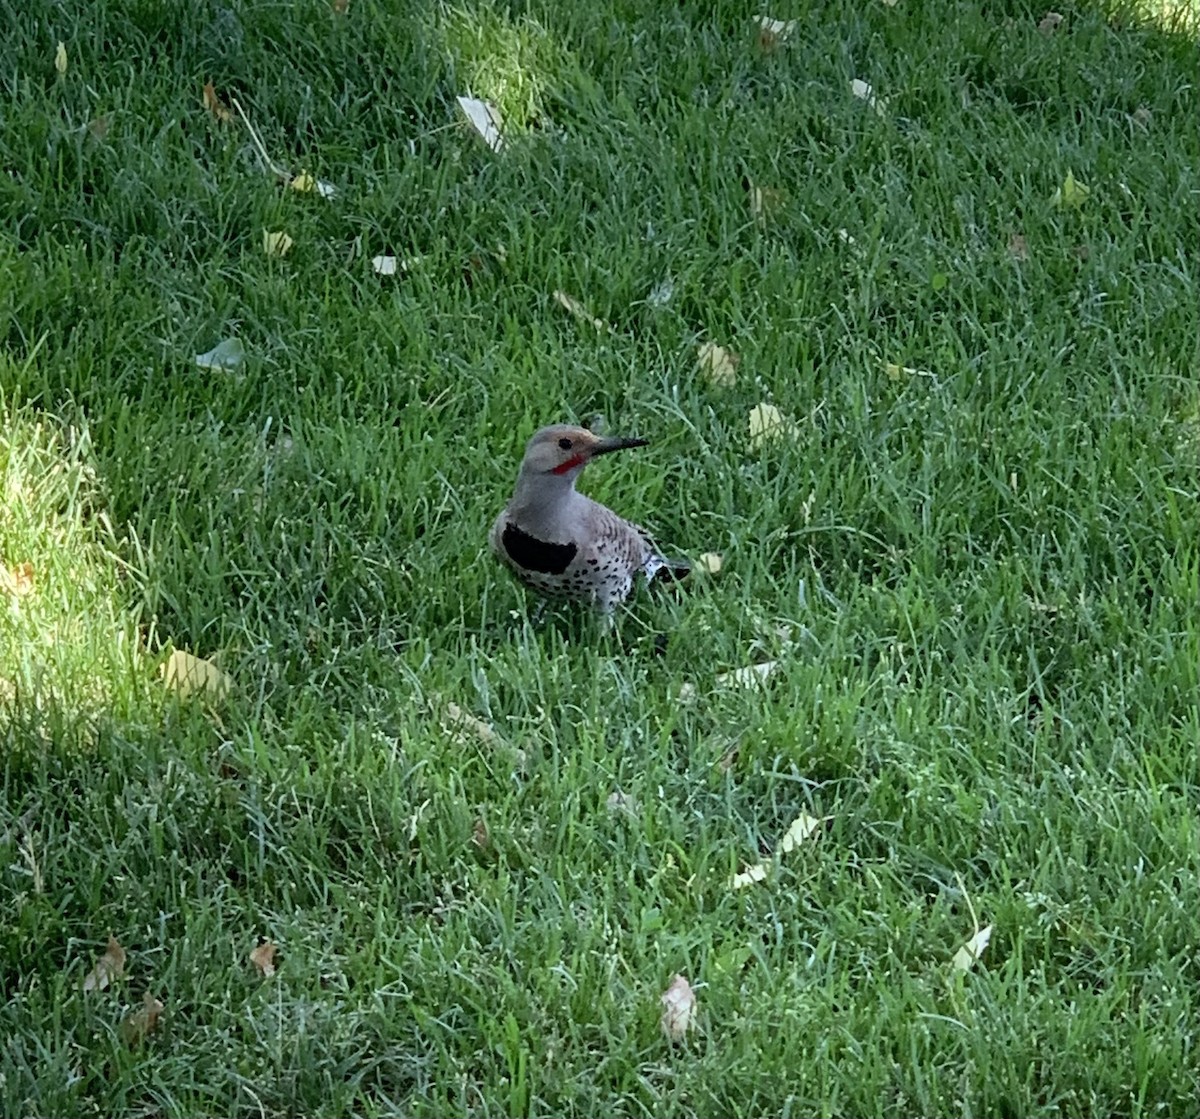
left=697, top=341, right=739, bottom=386
left=777, top=812, right=822, bottom=854
left=951, top=924, right=993, bottom=972
left=82, top=935, right=126, bottom=992
left=290, top=171, right=315, bottom=193
left=55, top=41, right=68, bottom=75
left=698, top=552, right=723, bottom=574
left=748, top=403, right=797, bottom=448
left=250, top=940, right=277, bottom=977
left=162, top=650, right=233, bottom=703
left=0, top=561, right=35, bottom=597
left=659, top=974, right=696, bottom=1042
left=203, top=81, right=234, bottom=124
left=553, top=290, right=610, bottom=332
left=1051, top=170, right=1090, bottom=209
left=263, top=229, right=294, bottom=257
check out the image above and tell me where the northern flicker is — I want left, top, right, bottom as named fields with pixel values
left=490, top=424, right=689, bottom=611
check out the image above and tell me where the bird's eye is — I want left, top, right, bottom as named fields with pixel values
left=558, top=437, right=573, bottom=450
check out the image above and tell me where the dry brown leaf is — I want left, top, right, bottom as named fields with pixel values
left=123, top=992, right=164, bottom=1044
left=162, top=650, right=233, bottom=703
left=697, top=341, right=739, bottom=387
left=756, top=16, right=797, bottom=51
left=553, top=290, right=611, bottom=332
left=472, top=816, right=490, bottom=849
left=1, top=561, right=35, bottom=597
left=660, top=974, right=696, bottom=1042
left=203, top=81, right=234, bottom=124
left=82, top=935, right=126, bottom=992
left=250, top=940, right=277, bottom=977
left=1038, top=11, right=1064, bottom=34
left=442, top=702, right=496, bottom=745
left=1008, top=233, right=1029, bottom=261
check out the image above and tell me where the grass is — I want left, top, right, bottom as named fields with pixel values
left=1, top=0, right=1198, bottom=1114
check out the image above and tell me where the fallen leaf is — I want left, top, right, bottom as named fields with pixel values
left=837, top=228, right=857, bottom=246
left=250, top=940, right=277, bottom=977
left=82, top=935, right=126, bottom=992
left=123, top=992, right=164, bottom=1043
left=1, top=561, right=35, bottom=597
left=1008, top=232, right=1029, bottom=261
left=951, top=924, right=993, bottom=971
left=731, top=811, right=823, bottom=888
left=472, top=817, right=490, bottom=849
left=553, top=290, right=610, bottom=332
left=263, top=229, right=294, bottom=257
left=162, top=649, right=233, bottom=703
left=660, top=974, right=696, bottom=1042
left=884, top=361, right=932, bottom=381
left=756, top=15, right=797, bottom=50
left=606, top=789, right=639, bottom=816
left=746, top=179, right=782, bottom=224
left=456, top=95, right=505, bottom=153
left=1051, top=170, right=1089, bottom=209
left=442, top=702, right=496, bottom=745
left=1037, top=11, right=1064, bottom=34
left=203, top=82, right=234, bottom=124
left=194, top=337, right=245, bottom=371
left=717, top=661, right=777, bottom=687
left=748, top=403, right=798, bottom=448
left=698, top=552, right=723, bottom=575
left=332, top=0, right=350, bottom=11
left=55, top=41, right=67, bottom=76
left=647, top=278, right=675, bottom=307
left=372, top=255, right=400, bottom=276
left=698, top=341, right=739, bottom=387
left=290, top=171, right=336, bottom=199
left=1131, top=106, right=1152, bottom=130
left=850, top=78, right=888, bottom=117
left=777, top=812, right=821, bottom=854
left=87, top=115, right=111, bottom=141
left=730, top=861, right=771, bottom=889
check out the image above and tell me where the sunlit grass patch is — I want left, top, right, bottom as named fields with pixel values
left=0, top=389, right=150, bottom=739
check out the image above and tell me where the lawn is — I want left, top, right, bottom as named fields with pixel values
left=1, top=0, right=1198, bottom=1115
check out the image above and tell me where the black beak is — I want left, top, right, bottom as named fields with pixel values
left=591, top=435, right=649, bottom=457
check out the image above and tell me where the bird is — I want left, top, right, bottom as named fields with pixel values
left=490, top=424, right=689, bottom=612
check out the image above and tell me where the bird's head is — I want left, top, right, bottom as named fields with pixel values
left=518, top=424, right=648, bottom=481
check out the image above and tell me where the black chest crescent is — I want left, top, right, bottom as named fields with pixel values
left=501, top=523, right=578, bottom=575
